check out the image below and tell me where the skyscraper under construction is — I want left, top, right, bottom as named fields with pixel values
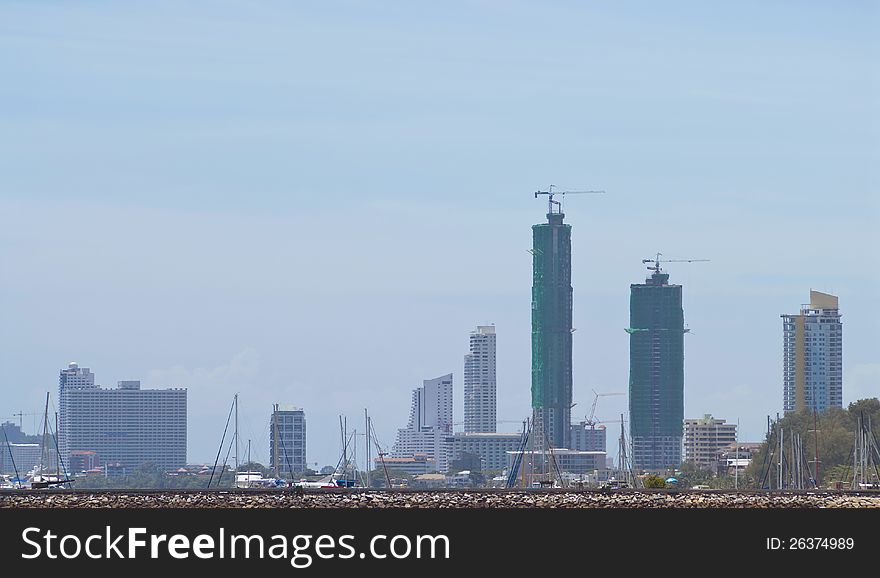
left=627, top=266, right=685, bottom=471
left=531, top=197, right=573, bottom=450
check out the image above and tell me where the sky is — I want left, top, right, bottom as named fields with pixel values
left=1, top=1, right=877, bottom=470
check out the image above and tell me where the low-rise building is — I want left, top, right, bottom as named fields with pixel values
left=715, top=442, right=761, bottom=477
left=570, top=423, right=607, bottom=452
left=69, top=450, right=100, bottom=474
left=0, top=442, right=41, bottom=475
left=683, top=415, right=737, bottom=470
left=412, top=473, right=446, bottom=488
left=506, top=449, right=606, bottom=475
left=451, top=432, right=524, bottom=471
left=374, top=454, right=435, bottom=476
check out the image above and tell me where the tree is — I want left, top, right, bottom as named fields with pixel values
left=677, top=461, right=713, bottom=488
left=368, top=468, right=412, bottom=488
left=643, top=475, right=666, bottom=489
left=744, top=398, right=880, bottom=488
left=823, top=464, right=853, bottom=489
left=239, top=461, right=268, bottom=476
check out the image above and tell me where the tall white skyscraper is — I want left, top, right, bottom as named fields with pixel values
left=782, top=290, right=843, bottom=413
left=392, top=374, right=453, bottom=472
left=464, top=325, right=497, bottom=433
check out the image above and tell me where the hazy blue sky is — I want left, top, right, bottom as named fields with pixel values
left=1, top=1, right=877, bottom=469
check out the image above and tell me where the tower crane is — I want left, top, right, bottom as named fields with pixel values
left=534, top=184, right=605, bottom=214
left=3, top=412, right=40, bottom=431
left=585, top=390, right=625, bottom=428
left=642, top=253, right=709, bottom=275
left=594, top=418, right=626, bottom=425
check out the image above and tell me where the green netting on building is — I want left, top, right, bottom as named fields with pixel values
left=628, top=272, right=684, bottom=466
left=530, top=214, right=573, bottom=449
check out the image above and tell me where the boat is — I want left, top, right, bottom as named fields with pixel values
left=234, top=470, right=286, bottom=488
left=30, top=393, right=73, bottom=489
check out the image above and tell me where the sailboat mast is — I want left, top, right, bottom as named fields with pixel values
left=813, top=408, right=820, bottom=487
left=734, top=419, right=739, bottom=490
left=55, top=411, right=60, bottom=477
left=40, top=392, right=49, bottom=476
left=365, top=409, right=370, bottom=488
left=273, top=404, right=280, bottom=478
left=340, top=416, right=346, bottom=477
left=234, top=393, right=239, bottom=474
left=778, top=426, right=784, bottom=490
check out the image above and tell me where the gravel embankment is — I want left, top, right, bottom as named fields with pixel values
left=2, top=490, right=879, bottom=508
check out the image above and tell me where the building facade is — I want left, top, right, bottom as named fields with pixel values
left=628, top=269, right=685, bottom=471
left=451, top=432, right=524, bottom=471
left=464, top=325, right=497, bottom=433
left=59, top=373, right=186, bottom=472
left=506, top=449, right=606, bottom=476
left=570, top=422, right=607, bottom=453
left=374, top=454, right=435, bottom=476
left=683, top=415, right=737, bottom=470
left=59, top=361, right=95, bottom=397
left=392, top=374, right=453, bottom=473
left=69, top=450, right=100, bottom=474
left=0, top=443, right=41, bottom=476
left=782, top=291, right=843, bottom=414
left=269, top=405, right=306, bottom=477
left=531, top=206, right=573, bottom=450
left=0, top=421, right=40, bottom=444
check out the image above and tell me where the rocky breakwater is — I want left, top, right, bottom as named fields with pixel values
left=1, top=490, right=879, bottom=509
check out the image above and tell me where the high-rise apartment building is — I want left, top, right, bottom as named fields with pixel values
left=464, top=325, right=497, bottom=433
left=269, top=405, right=306, bottom=477
left=531, top=202, right=573, bottom=450
left=683, top=415, right=737, bottom=470
left=58, top=368, right=186, bottom=472
left=782, top=291, right=843, bottom=413
left=628, top=268, right=685, bottom=471
left=392, top=374, right=453, bottom=473
left=58, top=361, right=94, bottom=399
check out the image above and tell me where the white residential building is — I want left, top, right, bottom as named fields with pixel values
left=451, top=432, right=523, bottom=471
left=464, top=325, right=497, bottom=433
left=58, top=361, right=94, bottom=399
left=59, top=369, right=186, bottom=472
left=0, top=443, right=42, bottom=476
left=392, top=374, right=453, bottom=473
left=683, top=415, right=737, bottom=470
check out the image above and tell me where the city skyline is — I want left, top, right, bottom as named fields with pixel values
left=1, top=2, right=876, bottom=468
